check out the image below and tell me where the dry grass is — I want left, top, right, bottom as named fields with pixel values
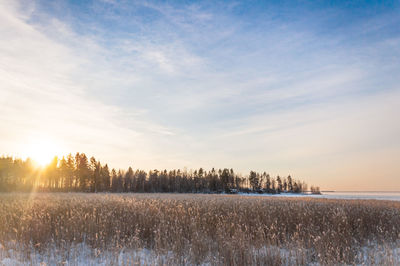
left=0, top=193, right=400, bottom=265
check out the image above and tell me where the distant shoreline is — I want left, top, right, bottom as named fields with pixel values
left=322, top=191, right=400, bottom=193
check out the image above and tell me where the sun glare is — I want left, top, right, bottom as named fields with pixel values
left=24, top=138, right=63, bottom=166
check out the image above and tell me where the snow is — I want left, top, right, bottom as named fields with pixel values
left=238, top=192, right=400, bottom=201
left=1, top=258, right=22, bottom=266
left=0, top=243, right=175, bottom=265
left=317, top=192, right=400, bottom=201
left=1, top=242, right=399, bottom=265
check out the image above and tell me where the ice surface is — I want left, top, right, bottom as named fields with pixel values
left=239, top=192, right=400, bottom=201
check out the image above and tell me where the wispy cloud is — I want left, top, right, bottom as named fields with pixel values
left=1, top=0, right=399, bottom=190
left=0, top=0, right=176, bottom=168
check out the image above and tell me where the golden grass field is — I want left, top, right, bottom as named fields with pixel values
left=0, top=193, right=400, bottom=265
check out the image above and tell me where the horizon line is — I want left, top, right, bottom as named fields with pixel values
left=322, top=191, right=400, bottom=193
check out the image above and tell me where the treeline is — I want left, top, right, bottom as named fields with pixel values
left=0, top=154, right=318, bottom=194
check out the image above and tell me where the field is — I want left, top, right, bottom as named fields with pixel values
left=0, top=193, right=400, bottom=265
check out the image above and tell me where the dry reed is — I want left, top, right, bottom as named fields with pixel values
left=0, top=193, right=399, bottom=265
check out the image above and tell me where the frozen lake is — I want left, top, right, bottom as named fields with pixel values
left=241, top=191, right=400, bottom=201
left=316, top=191, right=400, bottom=201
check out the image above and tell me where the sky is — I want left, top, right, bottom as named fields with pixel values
left=1, top=0, right=399, bottom=191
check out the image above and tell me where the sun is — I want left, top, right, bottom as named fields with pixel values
left=24, top=138, right=63, bottom=166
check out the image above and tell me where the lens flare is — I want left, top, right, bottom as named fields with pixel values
left=24, top=138, right=63, bottom=166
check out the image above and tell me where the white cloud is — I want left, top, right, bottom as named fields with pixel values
left=0, top=0, right=175, bottom=168
left=0, top=0, right=399, bottom=190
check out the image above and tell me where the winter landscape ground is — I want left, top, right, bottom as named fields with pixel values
left=1, top=193, right=400, bottom=265
left=2, top=1, right=400, bottom=265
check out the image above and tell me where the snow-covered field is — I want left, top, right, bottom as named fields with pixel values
left=241, top=192, right=400, bottom=201
left=1, top=193, right=400, bottom=265
left=0, top=242, right=175, bottom=266
left=316, top=192, right=400, bottom=201
left=1, top=242, right=400, bottom=265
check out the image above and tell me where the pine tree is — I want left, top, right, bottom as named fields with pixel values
left=277, top=176, right=282, bottom=193
left=124, top=167, right=134, bottom=192
left=100, top=164, right=110, bottom=191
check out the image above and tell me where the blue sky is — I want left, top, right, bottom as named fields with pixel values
left=1, top=0, right=399, bottom=190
